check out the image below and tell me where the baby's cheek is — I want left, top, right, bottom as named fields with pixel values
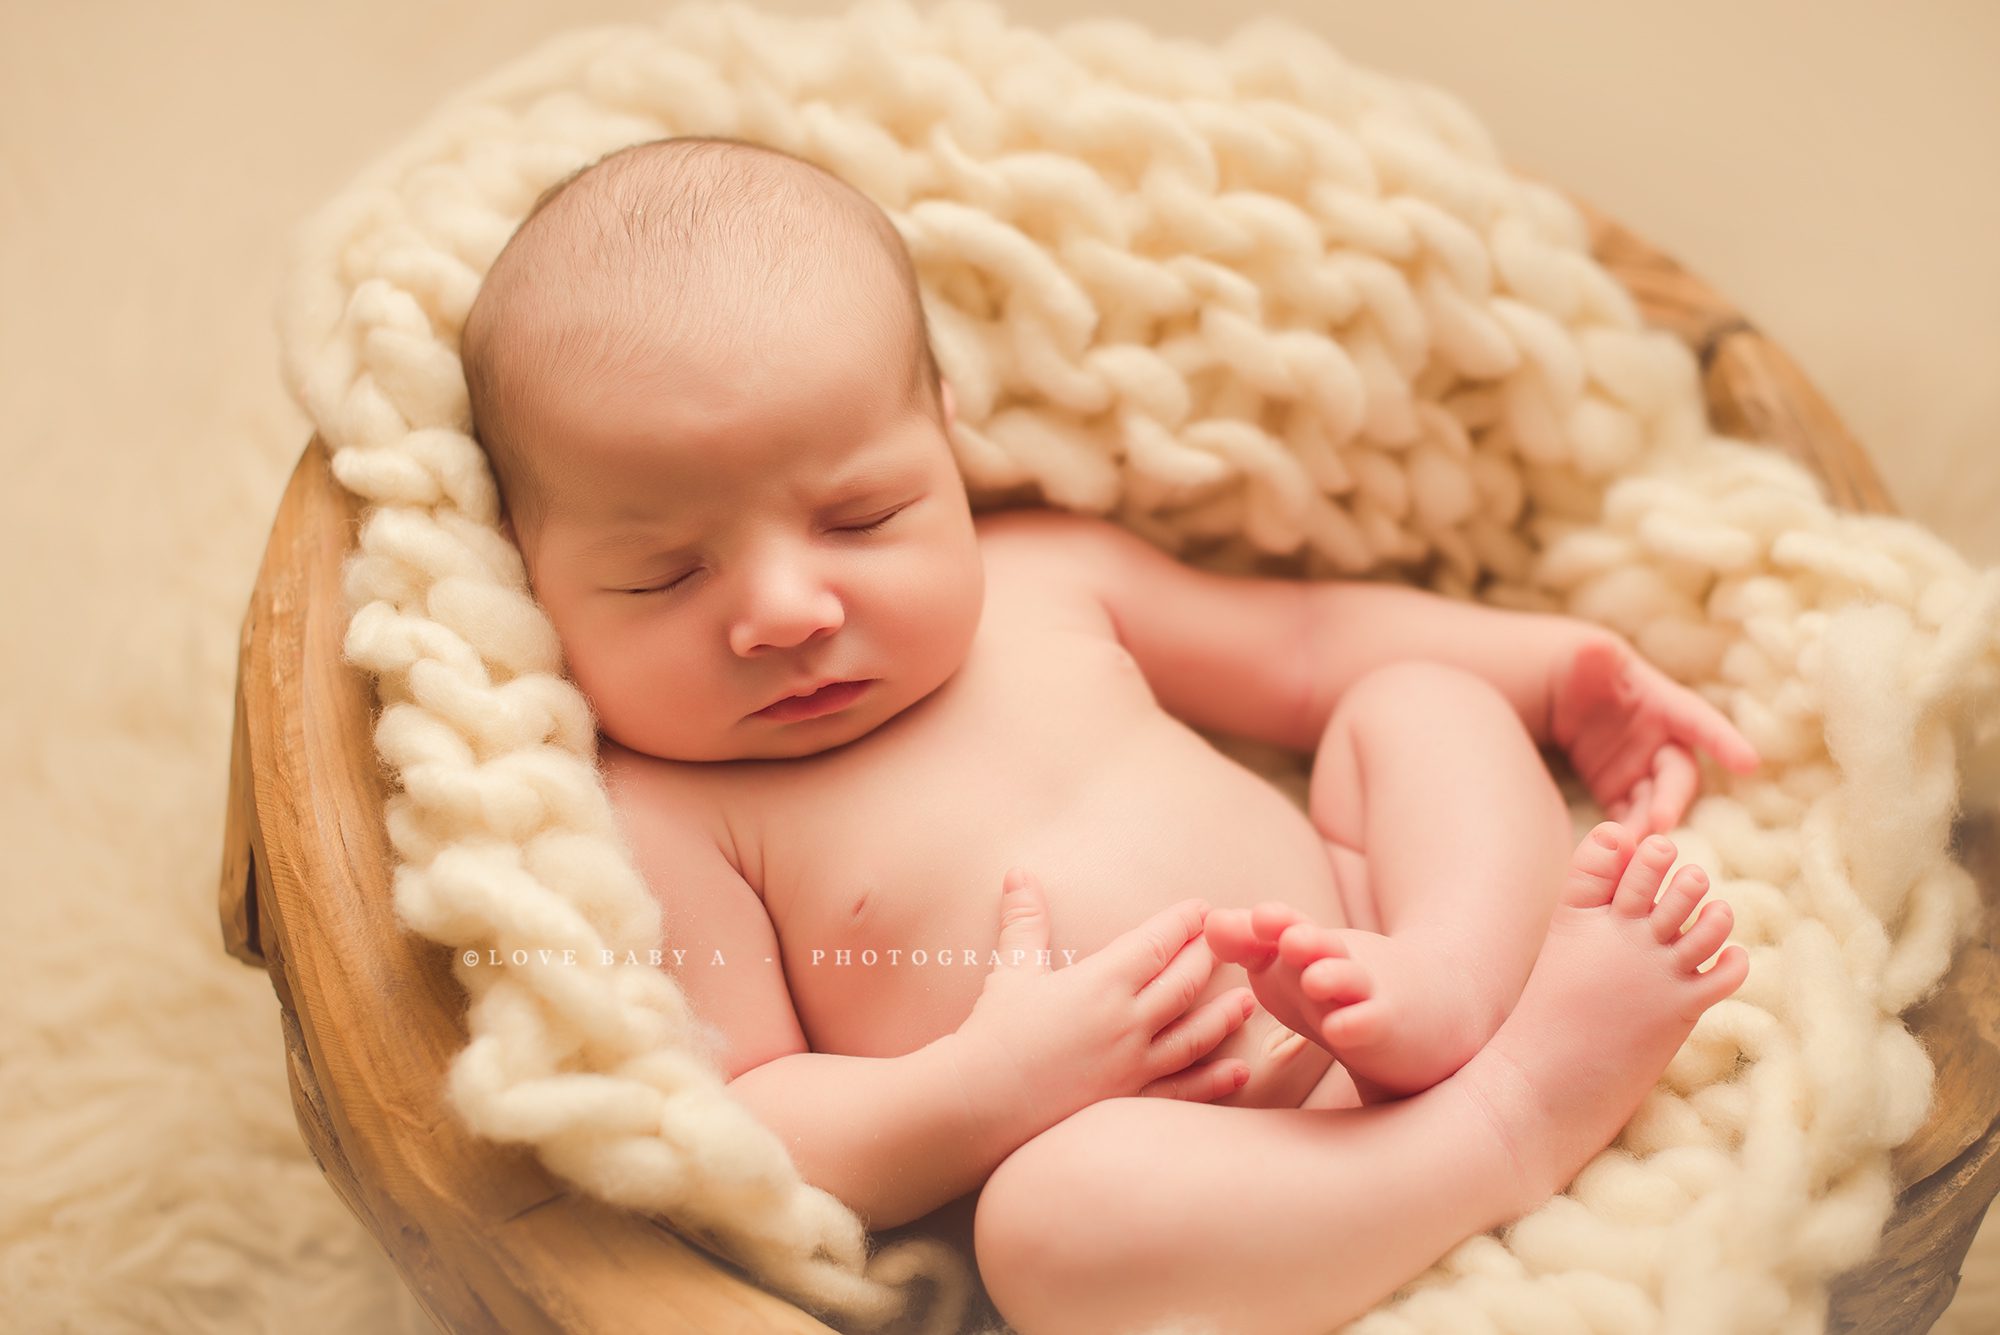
left=575, top=630, right=674, bottom=730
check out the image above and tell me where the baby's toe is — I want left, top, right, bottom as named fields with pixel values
left=1671, top=900, right=1735, bottom=970
left=1650, top=865, right=1709, bottom=944
left=1613, top=835, right=1677, bottom=917
left=1249, top=901, right=1310, bottom=942
left=1565, top=822, right=1634, bottom=909
left=1204, top=909, right=1274, bottom=967
left=1693, top=944, right=1751, bottom=1006
left=1320, top=998, right=1387, bottom=1049
left=1300, top=957, right=1371, bottom=1005
left=1277, top=922, right=1347, bottom=968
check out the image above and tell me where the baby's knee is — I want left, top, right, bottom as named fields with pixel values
left=973, top=1111, right=1126, bottom=1332
left=1335, top=660, right=1505, bottom=721
left=976, top=1099, right=1198, bottom=1300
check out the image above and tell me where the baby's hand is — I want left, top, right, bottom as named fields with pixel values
left=1547, top=633, right=1761, bottom=839
left=951, top=869, right=1256, bottom=1140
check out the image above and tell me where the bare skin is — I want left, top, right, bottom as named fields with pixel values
left=529, top=387, right=1757, bottom=1322
left=1205, top=635, right=1747, bottom=1101
left=476, top=140, right=1763, bottom=1333
left=597, top=531, right=1751, bottom=1330
left=972, top=821, right=1747, bottom=1335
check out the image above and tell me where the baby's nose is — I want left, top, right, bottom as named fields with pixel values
left=729, top=565, right=845, bottom=655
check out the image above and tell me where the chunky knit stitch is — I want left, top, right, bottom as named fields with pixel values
left=275, top=3, right=2000, bottom=1330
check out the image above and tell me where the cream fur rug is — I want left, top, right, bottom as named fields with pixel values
left=258, top=1, right=2000, bottom=1331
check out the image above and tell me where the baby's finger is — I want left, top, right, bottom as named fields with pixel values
left=1624, top=776, right=1655, bottom=840
left=1135, top=934, right=1221, bottom=1028
left=1581, top=732, right=1654, bottom=817
left=1146, top=987, right=1255, bottom=1073
left=1664, top=681, right=1761, bottom=774
left=1137, top=1058, right=1250, bottom=1103
left=1649, top=745, right=1697, bottom=831
left=1144, top=991, right=1248, bottom=1087
left=1104, top=897, right=1212, bottom=988
left=992, top=868, right=1052, bottom=971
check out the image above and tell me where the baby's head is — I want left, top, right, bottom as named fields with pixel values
left=461, top=136, right=982, bottom=763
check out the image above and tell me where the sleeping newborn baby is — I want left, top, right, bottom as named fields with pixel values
left=460, top=136, right=1760, bottom=1335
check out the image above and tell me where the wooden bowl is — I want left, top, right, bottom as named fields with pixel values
left=218, top=200, right=2000, bottom=1334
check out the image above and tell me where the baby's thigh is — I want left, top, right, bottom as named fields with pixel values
left=1308, top=734, right=1376, bottom=934
left=1303, top=662, right=1453, bottom=847
left=1304, top=672, right=1378, bottom=932
left=1304, top=661, right=1533, bottom=932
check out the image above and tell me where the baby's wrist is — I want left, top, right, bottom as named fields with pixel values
left=939, top=1030, right=1059, bottom=1157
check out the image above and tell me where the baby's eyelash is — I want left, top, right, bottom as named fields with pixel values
left=617, top=508, right=906, bottom=596
left=842, top=509, right=901, bottom=535
left=621, top=572, right=692, bottom=596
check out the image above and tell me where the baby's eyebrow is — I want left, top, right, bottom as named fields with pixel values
left=578, top=471, right=910, bottom=563
left=576, top=519, right=700, bottom=563
left=579, top=528, right=693, bottom=561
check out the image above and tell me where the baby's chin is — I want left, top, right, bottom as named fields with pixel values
left=734, top=703, right=898, bottom=760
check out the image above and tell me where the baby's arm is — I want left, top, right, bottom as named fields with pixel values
left=617, top=797, right=1029, bottom=1231
left=997, top=508, right=1597, bottom=748
left=732, top=870, right=1251, bottom=1229
left=1281, top=583, right=1757, bottom=833
left=1006, top=511, right=1756, bottom=832
left=1288, top=579, right=1597, bottom=744
left=728, top=1036, right=1028, bottom=1231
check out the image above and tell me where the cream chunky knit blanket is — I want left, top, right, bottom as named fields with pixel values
left=274, top=2, right=2000, bottom=1331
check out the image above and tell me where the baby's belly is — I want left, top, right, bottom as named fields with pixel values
left=771, top=719, right=1347, bottom=1111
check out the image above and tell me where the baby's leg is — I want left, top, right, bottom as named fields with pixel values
left=1210, top=660, right=1575, bottom=1100
left=974, top=825, right=1746, bottom=1335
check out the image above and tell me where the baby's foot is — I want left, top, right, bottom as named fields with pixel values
left=1448, top=822, right=1749, bottom=1208
left=1204, top=904, right=1509, bottom=1099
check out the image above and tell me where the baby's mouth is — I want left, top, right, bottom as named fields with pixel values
left=751, top=678, right=874, bottom=720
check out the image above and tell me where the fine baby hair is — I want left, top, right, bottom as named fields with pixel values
left=460, top=134, right=946, bottom=547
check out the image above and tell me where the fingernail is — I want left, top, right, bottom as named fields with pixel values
left=1593, top=827, right=1618, bottom=848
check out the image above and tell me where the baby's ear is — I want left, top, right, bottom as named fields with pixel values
left=940, top=377, right=957, bottom=431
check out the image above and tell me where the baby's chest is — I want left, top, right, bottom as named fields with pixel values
left=737, top=624, right=1338, bottom=1057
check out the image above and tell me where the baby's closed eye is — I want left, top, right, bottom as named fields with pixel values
left=611, top=504, right=913, bottom=597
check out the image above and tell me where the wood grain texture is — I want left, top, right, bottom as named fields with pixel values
left=1573, top=192, right=1998, bottom=1334
left=1575, top=195, right=1897, bottom=515
left=215, top=202, right=1995, bottom=1333
left=218, top=438, right=842, bottom=1332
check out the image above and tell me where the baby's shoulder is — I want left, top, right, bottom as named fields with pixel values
left=973, top=507, right=1123, bottom=598
left=973, top=505, right=1114, bottom=548
left=598, top=739, right=732, bottom=851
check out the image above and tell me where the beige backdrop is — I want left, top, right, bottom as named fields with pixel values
left=2, top=1, right=1993, bottom=1330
